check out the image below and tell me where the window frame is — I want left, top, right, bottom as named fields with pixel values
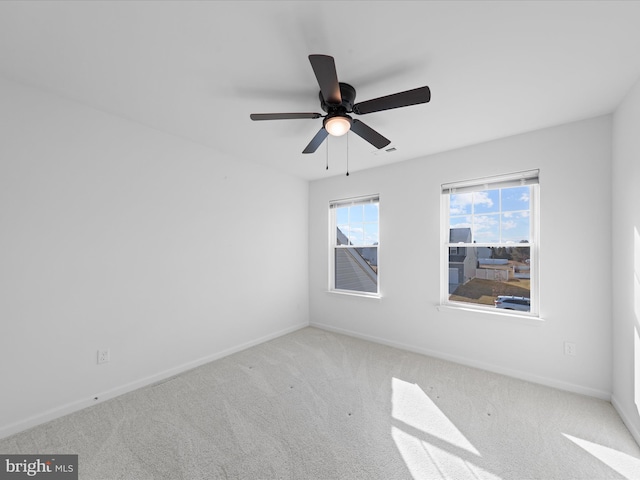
left=440, top=171, right=540, bottom=317
left=329, top=194, right=380, bottom=297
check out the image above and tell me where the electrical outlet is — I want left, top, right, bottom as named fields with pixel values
left=564, top=342, right=576, bottom=356
left=97, top=348, right=110, bottom=364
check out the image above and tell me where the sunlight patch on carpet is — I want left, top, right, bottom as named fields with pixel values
left=563, top=434, right=640, bottom=479
left=391, top=378, right=479, bottom=455
left=391, top=377, right=500, bottom=479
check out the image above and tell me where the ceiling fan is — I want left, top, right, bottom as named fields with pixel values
left=250, top=55, right=431, bottom=154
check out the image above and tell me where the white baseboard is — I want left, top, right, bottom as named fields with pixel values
left=611, top=395, right=640, bottom=447
left=310, top=321, right=612, bottom=401
left=0, top=322, right=308, bottom=440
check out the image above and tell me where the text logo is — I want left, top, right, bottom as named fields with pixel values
left=0, top=455, right=77, bottom=480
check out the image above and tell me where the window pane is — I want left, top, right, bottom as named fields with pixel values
left=332, top=196, right=379, bottom=295
left=473, top=214, right=500, bottom=243
left=359, top=247, right=378, bottom=268
left=448, top=246, right=530, bottom=311
left=348, top=227, right=364, bottom=246
left=349, top=205, right=364, bottom=222
left=450, top=215, right=472, bottom=232
left=444, top=176, right=536, bottom=314
left=337, top=225, right=349, bottom=245
left=364, top=203, right=378, bottom=222
left=364, top=223, right=379, bottom=245
left=450, top=193, right=472, bottom=216
left=501, top=186, right=530, bottom=212
left=501, top=212, right=530, bottom=243
left=335, top=247, right=378, bottom=293
left=449, top=227, right=472, bottom=243
left=336, top=207, right=349, bottom=225
left=448, top=187, right=532, bottom=244
left=473, top=190, right=499, bottom=214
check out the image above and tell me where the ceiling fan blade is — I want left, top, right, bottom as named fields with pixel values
left=350, top=119, right=391, bottom=149
left=352, top=86, right=431, bottom=115
left=250, top=112, right=322, bottom=121
left=302, top=128, right=329, bottom=154
left=309, top=55, right=342, bottom=105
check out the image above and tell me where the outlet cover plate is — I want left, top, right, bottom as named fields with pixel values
left=564, top=342, right=576, bottom=356
left=97, top=349, right=110, bottom=364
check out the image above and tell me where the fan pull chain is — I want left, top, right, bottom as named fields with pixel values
left=326, top=136, right=329, bottom=170
left=346, top=133, right=350, bottom=176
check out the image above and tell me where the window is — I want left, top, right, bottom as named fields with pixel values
left=329, top=195, right=379, bottom=295
left=442, top=170, right=539, bottom=315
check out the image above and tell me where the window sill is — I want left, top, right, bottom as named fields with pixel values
left=327, top=290, right=382, bottom=301
left=436, top=303, right=544, bottom=323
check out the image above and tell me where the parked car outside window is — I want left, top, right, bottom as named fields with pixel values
left=494, top=295, right=530, bottom=312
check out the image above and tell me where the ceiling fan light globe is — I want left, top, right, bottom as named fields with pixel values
left=324, top=116, right=352, bottom=136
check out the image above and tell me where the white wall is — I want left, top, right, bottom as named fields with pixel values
left=612, top=77, right=640, bottom=445
left=310, top=116, right=612, bottom=398
left=0, top=77, right=309, bottom=438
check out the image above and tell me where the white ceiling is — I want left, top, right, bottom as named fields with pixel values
left=2, top=1, right=640, bottom=180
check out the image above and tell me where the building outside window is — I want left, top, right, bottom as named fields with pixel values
left=442, top=170, right=539, bottom=315
left=329, top=195, right=379, bottom=295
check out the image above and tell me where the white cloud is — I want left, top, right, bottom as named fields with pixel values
left=474, top=214, right=499, bottom=229
left=502, top=220, right=517, bottom=230
left=474, top=191, right=494, bottom=208
left=449, top=193, right=472, bottom=215
left=450, top=191, right=495, bottom=216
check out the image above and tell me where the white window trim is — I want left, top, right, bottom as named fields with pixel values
left=440, top=171, right=540, bottom=318
left=328, top=194, right=381, bottom=298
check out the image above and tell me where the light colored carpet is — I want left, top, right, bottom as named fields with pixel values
left=1, top=327, right=639, bottom=479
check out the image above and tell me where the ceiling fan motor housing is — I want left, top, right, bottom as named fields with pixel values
left=319, top=82, right=356, bottom=115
